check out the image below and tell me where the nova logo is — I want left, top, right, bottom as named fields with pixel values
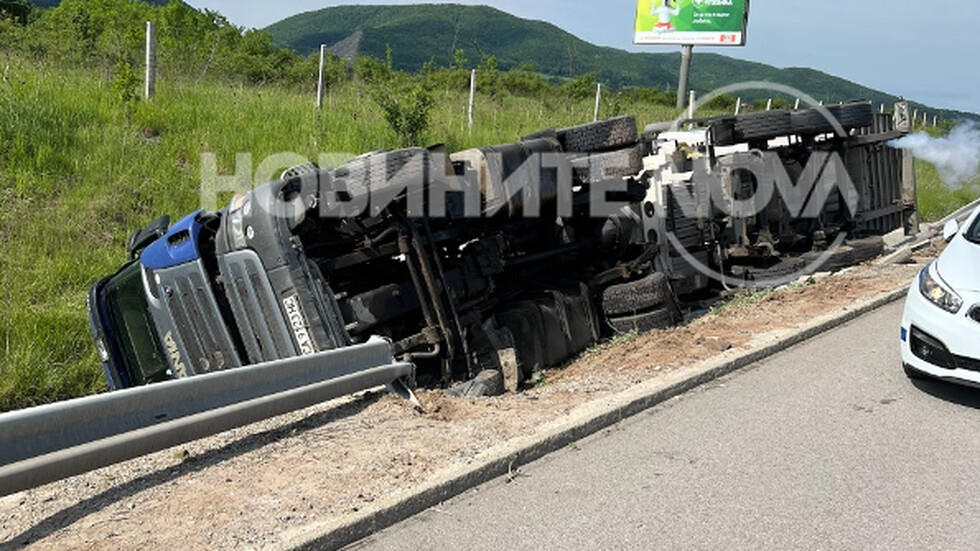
left=283, top=295, right=316, bottom=355
left=163, top=331, right=189, bottom=377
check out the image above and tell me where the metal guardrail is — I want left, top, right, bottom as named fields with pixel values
left=0, top=336, right=414, bottom=497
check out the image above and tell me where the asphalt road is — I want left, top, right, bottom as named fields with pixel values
left=348, top=300, right=980, bottom=550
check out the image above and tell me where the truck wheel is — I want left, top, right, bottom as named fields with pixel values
left=557, top=116, right=638, bottom=153
left=758, top=257, right=808, bottom=282
left=792, top=102, right=874, bottom=136
left=805, top=245, right=854, bottom=272
left=835, top=102, right=874, bottom=130
left=805, top=236, right=884, bottom=272
left=791, top=108, right=836, bottom=135
left=571, top=145, right=644, bottom=185
left=847, top=236, right=885, bottom=264
left=601, top=273, right=670, bottom=317
left=734, top=110, right=792, bottom=141
left=496, top=304, right=547, bottom=381
left=606, top=306, right=676, bottom=335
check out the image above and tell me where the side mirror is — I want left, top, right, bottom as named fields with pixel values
left=943, top=219, right=960, bottom=243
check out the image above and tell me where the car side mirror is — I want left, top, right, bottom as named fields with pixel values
left=943, top=219, right=960, bottom=243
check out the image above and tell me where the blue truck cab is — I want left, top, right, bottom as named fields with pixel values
left=88, top=177, right=351, bottom=389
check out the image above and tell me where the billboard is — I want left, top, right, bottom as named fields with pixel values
left=635, top=0, right=749, bottom=46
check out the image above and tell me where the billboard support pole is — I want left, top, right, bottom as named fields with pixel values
left=676, top=44, right=693, bottom=109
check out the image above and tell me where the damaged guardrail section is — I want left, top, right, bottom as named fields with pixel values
left=0, top=336, right=413, bottom=497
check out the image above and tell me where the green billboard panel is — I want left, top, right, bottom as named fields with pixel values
left=635, top=0, right=749, bottom=46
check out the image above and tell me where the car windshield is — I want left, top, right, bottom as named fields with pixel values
left=965, top=214, right=980, bottom=244
left=103, top=262, right=171, bottom=384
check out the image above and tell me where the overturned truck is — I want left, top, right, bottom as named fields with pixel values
left=88, top=102, right=915, bottom=393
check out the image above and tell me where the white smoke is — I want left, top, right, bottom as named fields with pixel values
left=889, top=121, right=980, bottom=187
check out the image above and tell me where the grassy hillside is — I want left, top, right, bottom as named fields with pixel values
left=266, top=4, right=976, bottom=122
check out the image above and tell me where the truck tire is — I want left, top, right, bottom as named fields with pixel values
left=571, top=145, right=644, bottom=185
left=804, top=236, right=884, bottom=272
left=497, top=304, right=547, bottom=381
left=558, top=116, right=638, bottom=153
left=792, top=102, right=874, bottom=136
left=835, top=102, right=874, bottom=130
left=758, top=257, right=808, bottom=282
left=847, top=236, right=885, bottom=264
left=601, top=273, right=670, bottom=317
left=606, top=306, right=676, bottom=335
left=734, top=110, right=793, bottom=142
left=791, top=108, right=836, bottom=135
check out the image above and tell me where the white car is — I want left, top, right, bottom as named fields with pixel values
left=901, top=207, right=980, bottom=385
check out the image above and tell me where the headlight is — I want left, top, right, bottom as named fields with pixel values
left=226, top=194, right=249, bottom=250
left=919, top=263, right=963, bottom=314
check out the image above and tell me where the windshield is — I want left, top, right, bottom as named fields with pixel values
left=966, top=214, right=980, bottom=244
left=103, top=262, right=171, bottom=384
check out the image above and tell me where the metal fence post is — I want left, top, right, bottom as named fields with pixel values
left=144, top=21, right=156, bottom=100
left=468, top=69, right=476, bottom=130
left=316, top=44, right=327, bottom=110
left=593, top=83, right=602, bottom=122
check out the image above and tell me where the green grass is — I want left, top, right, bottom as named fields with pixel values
left=914, top=161, right=979, bottom=222
left=905, top=122, right=980, bottom=222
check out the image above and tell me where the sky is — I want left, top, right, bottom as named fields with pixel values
left=186, top=0, right=979, bottom=114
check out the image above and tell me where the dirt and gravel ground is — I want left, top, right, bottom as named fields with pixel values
left=0, top=256, right=931, bottom=551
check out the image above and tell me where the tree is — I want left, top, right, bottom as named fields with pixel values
left=452, top=48, right=467, bottom=71
left=561, top=72, right=598, bottom=101
left=371, top=80, right=435, bottom=147
left=0, top=0, right=30, bottom=25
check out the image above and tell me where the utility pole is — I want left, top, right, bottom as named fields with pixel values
left=676, top=44, right=693, bottom=109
